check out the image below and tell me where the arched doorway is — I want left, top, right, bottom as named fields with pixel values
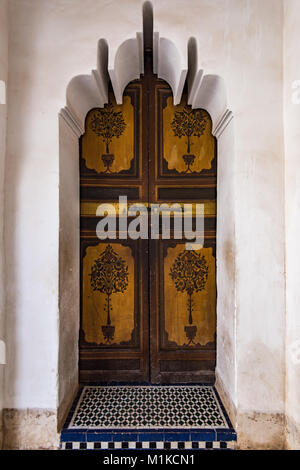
left=79, top=50, right=217, bottom=384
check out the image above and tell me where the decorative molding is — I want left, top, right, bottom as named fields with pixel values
left=188, top=69, right=204, bottom=107
left=95, top=38, right=109, bottom=103
left=213, top=109, right=234, bottom=138
left=187, top=36, right=231, bottom=134
left=153, top=33, right=187, bottom=105
left=91, top=70, right=108, bottom=104
left=108, top=34, right=144, bottom=104
left=63, top=7, right=231, bottom=135
left=59, top=107, right=84, bottom=138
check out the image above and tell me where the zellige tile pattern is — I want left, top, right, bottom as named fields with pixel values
left=68, top=385, right=229, bottom=429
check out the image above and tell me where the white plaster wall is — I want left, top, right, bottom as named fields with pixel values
left=215, top=119, right=237, bottom=411
left=153, top=0, right=286, bottom=445
left=284, top=0, right=300, bottom=450
left=232, top=2, right=286, bottom=444
left=4, top=0, right=286, bottom=448
left=0, top=0, right=8, bottom=448
left=4, top=0, right=60, bottom=409
left=4, top=0, right=146, bottom=415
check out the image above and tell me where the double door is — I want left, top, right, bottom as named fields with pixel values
left=79, top=55, right=217, bottom=384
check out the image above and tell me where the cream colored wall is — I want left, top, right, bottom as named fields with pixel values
left=2, top=0, right=289, bottom=449
left=284, top=0, right=300, bottom=450
left=152, top=1, right=286, bottom=448
left=0, top=0, right=8, bottom=450
left=5, top=0, right=59, bottom=411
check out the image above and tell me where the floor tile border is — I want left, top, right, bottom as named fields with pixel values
left=61, top=440, right=236, bottom=450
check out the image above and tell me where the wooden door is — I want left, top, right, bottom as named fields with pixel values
left=148, top=75, right=217, bottom=383
left=79, top=52, right=216, bottom=384
left=79, top=80, right=150, bottom=382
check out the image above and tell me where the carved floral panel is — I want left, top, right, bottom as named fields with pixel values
left=82, top=242, right=136, bottom=347
left=81, top=87, right=141, bottom=175
left=163, top=245, right=216, bottom=348
left=157, top=88, right=216, bottom=176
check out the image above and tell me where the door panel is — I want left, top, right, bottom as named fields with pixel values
left=149, top=239, right=216, bottom=384
left=80, top=85, right=142, bottom=178
left=79, top=238, right=149, bottom=382
left=155, top=82, right=216, bottom=178
left=79, top=82, right=150, bottom=383
left=149, top=78, right=217, bottom=383
left=162, top=244, right=216, bottom=348
left=79, top=53, right=217, bottom=384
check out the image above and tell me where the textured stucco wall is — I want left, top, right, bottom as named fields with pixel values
left=0, top=0, right=8, bottom=450
left=284, top=0, right=300, bottom=450
left=57, top=114, right=80, bottom=430
left=3, top=0, right=288, bottom=449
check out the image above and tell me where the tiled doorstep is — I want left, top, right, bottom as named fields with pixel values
left=60, top=428, right=237, bottom=451
left=61, top=428, right=237, bottom=443
left=60, top=385, right=237, bottom=450
left=61, top=440, right=236, bottom=450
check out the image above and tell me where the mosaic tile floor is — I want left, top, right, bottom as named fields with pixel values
left=61, top=385, right=237, bottom=450
left=68, top=385, right=228, bottom=430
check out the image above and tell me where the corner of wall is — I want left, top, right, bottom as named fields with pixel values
left=215, top=371, right=237, bottom=429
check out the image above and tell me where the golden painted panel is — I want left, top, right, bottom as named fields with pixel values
left=82, top=243, right=135, bottom=346
left=80, top=200, right=216, bottom=217
left=162, top=96, right=215, bottom=174
left=82, top=92, right=135, bottom=174
left=163, top=245, right=216, bottom=347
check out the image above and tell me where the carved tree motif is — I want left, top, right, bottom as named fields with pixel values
left=90, top=244, right=129, bottom=343
left=169, top=249, right=209, bottom=344
left=171, top=106, right=207, bottom=173
left=90, top=103, right=126, bottom=173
